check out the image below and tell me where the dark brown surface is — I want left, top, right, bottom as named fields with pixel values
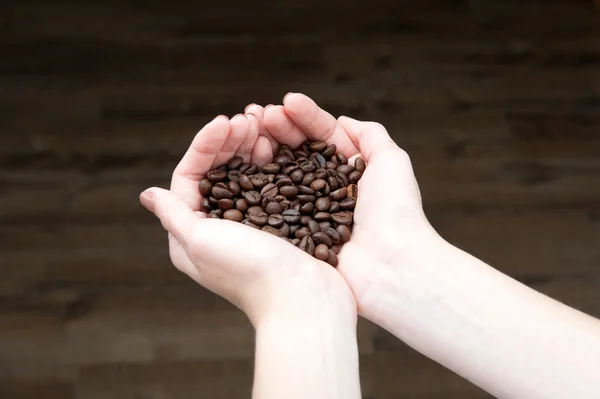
left=1, top=1, right=599, bottom=398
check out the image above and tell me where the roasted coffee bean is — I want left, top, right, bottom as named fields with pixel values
left=337, top=153, right=348, bottom=165
left=243, top=190, right=262, bottom=205
left=310, top=179, right=326, bottom=191
left=354, top=157, right=366, bottom=173
left=282, top=162, right=299, bottom=175
left=329, top=201, right=340, bottom=213
left=332, top=211, right=353, bottom=225
left=330, top=187, right=347, bottom=201
left=299, top=236, right=315, bottom=256
left=301, top=172, right=316, bottom=186
left=315, top=168, right=328, bottom=179
left=235, top=198, right=248, bottom=212
left=250, top=173, right=269, bottom=188
left=348, top=171, right=362, bottom=184
left=209, top=210, right=221, bottom=218
left=228, top=156, right=244, bottom=170
left=300, top=161, right=317, bottom=173
left=248, top=212, right=268, bottom=226
left=212, top=186, right=233, bottom=200
left=308, top=220, right=321, bottom=234
left=239, top=163, right=251, bottom=173
left=208, top=196, right=219, bottom=206
left=336, top=172, right=349, bottom=187
left=280, top=185, right=298, bottom=198
left=327, top=250, right=339, bottom=267
left=313, top=153, right=327, bottom=168
left=314, top=212, right=332, bottom=221
left=300, top=202, right=314, bottom=214
left=325, top=161, right=337, bottom=169
left=262, top=163, right=281, bottom=174
left=214, top=182, right=228, bottom=190
left=247, top=206, right=263, bottom=215
left=245, top=163, right=258, bottom=174
left=327, top=175, right=339, bottom=191
left=315, top=197, right=331, bottom=212
left=276, top=176, right=293, bottom=188
left=239, top=175, right=253, bottom=191
left=217, top=164, right=228, bottom=172
left=331, top=245, right=340, bottom=254
left=280, top=200, right=291, bottom=210
left=275, top=154, right=292, bottom=165
left=292, top=238, right=301, bottom=246
left=267, top=214, right=284, bottom=227
left=242, top=219, right=260, bottom=229
left=297, top=195, right=316, bottom=204
left=213, top=209, right=224, bottom=217
left=275, top=173, right=288, bottom=181
left=282, top=209, right=301, bottom=224
left=294, top=150, right=308, bottom=159
left=279, top=222, right=290, bottom=237
left=281, top=147, right=295, bottom=160
left=297, top=185, right=315, bottom=195
left=329, top=155, right=339, bottom=165
left=274, top=194, right=286, bottom=202
left=223, top=209, right=243, bottom=222
left=218, top=198, right=234, bottom=211
left=347, top=184, right=358, bottom=200
left=336, top=164, right=355, bottom=175
left=290, top=169, right=304, bottom=184
left=199, top=179, right=213, bottom=196
left=309, top=141, right=327, bottom=152
left=262, top=225, right=282, bottom=237
left=228, top=181, right=241, bottom=196
left=296, top=157, right=309, bottom=165
left=261, top=196, right=271, bottom=209
left=323, top=183, right=331, bottom=196
left=207, top=169, right=227, bottom=182
left=339, top=198, right=356, bottom=210
left=201, top=198, right=212, bottom=213
left=261, top=183, right=278, bottom=198
left=321, top=227, right=341, bottom=245
left=322, top=144, right=337, bottom=158
left=295, top=227, right=311, bottom=239
left=314, top=244, right=329, bottom=261
left=319, top=221, right=332, bottom=229
left=313, top=232, right=332, bottom=247
left=265, top=201, right=283, bottom=215
left=267, top=174, right=275, bottom=183
left=293, top=203, right=301, bottom=212
left=300, top=215, right=312, bottom=225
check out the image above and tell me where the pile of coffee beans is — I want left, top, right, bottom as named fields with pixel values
left=198, top=141, right=364, bottom=267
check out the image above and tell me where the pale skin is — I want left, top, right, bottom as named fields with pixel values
left=140, top=93, right=600, bottom=399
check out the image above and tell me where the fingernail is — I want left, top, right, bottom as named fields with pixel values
left=232, top=113, right=246, bottom=120
left=244, top=103, right=257, bottom=113
left=264, top=104, right=273, bottom=110
left=140, top=190, right=155, bottom=212
left=215, top=114, right=229, bottom=121
left=283, top=92, right=294, bottom=104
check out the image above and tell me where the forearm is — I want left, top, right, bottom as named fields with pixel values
left=367, top=238, right=600, bottom=399
left=252, top=283, right=361, bottom=399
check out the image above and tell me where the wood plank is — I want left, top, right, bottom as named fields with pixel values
left=0, top=380, right=74, bottom=399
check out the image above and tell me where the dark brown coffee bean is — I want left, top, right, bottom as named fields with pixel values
left=327, top=168, right=338, bottom=177
left=336, top=173, right=349, bottom=187
left=235, top=198, right=248, bottom=212
left=319, top=221, right=332, bottom=229
left=275, top=173, right=288, bottom=181
left=290, top=224, right=301, bottom=236
left=327, top=176, right=339, bottom=191
left=267, top=214, right=284, bottom=227
left=296, top=157, right=309, bottom=165
left=332, top=211, right=353, bottom=225
left=348, top=171, right=362, bottom=184
left=329, top=155, right=339, bottom=165
left=308, top=220, right=320, bottom=234
left=290, top=199, right=300, bottom=207
left=262, top=225, right=282, bottom=237
left=314, top=244, right=329, bottom=261
left=323, top=182, right=331, bottom=196
left=246, top=207, right=262, bottom=216
left=261, top=196, right=270, bottom=209
left=336, top=164, right=355, bottom=175
left=249, top=212, right=268, bottom=226
left=217, top=164, right=228, bottom=172
left=300, top=215, right=312, bottom=225
left=212, top=186, right=233, bottom=200
left=207, top=169, right=227, bottom=182
left=279, top=144, right=292, bottom=152
left=347, top=184, right=358, bottom=200
left=262, top=163, right=281, bottom=174
left=327, top=250, right=339, bottom=267
left=228, top=181, right=241, bottom=196
left=294, top=150, right=308, bottom=159
left=329, top=201, right=341, bottom=213
left=274, top=194, right=286, bottom=202
left=246, top=163, right=258, bottom=174
left=223, top=209, right=243, bottom=222
left=321, top=227, right=341, bottom=245
left=260, top=183, right=278, bottom=198
left=282, top=162, right=299, bottom=175
left=279, top=222, right=290, bottom=237
left=299, top=236, right=315, bottom=256
left=297, top=185, right=315, bottom=195
left=301, top=172, right=316, bottom=186
left=218, top=198, right=234, bottom=211
left=310, top=179, right=326, bottom=191
left=209, top=210, right=221, bottom=218
left=302, top=141, right=312, bottom=154
left=275, top=177, right=293, bottom=188
left=241, top=219, right=260, bottom=229
left=214, top=182, right=228, bottom=190
left=280, top=200, right=291, bottom=210
left=315, top=168, right=328, bottom=179
left=300, top=161, right=317, bottom=173
left=213, top=209, right=224, bottom=217
left=325, top=161, right=338, bottom=170
left=300, top=202, right=314, bottom=214
left=282, top=209, right=301, bottom=224
left=267, top=174, right=275, bottom=183
left=275, top=154, right=292, bottom=165
left=239, top=175, right=253, bottom=191
left=201, top=198, right=212, bottom=213
left=330, top=187, right=347, bottom=201
left=295, top=227, right=311, bottom=239
left=281, top=147, right=295, bottom=160
left=297, top=195, right=316, bottom=204
left=250, top=173, right=268, bottom=188
left=208, top=196, right=219, bottom=206
left=331, top=245, right=340, bottom=254
left=228, top=156, right=244, bottom=170
left=309, top=141, right=327, bottom=152
left=239, top=163, right=251, bottom=173
left=265, top=201, right=283, bottom=215
left=322, top=144, right=337, bottom=158
left=313, top=153, right=327, bottom=168
left=337, top=153, right=348, bottom=165
left=280, top=185, right=299, bottom=199
left=315, top=197, right=331, bottom=212
left=290, top=169, right=304, bottom=184
left=314, top=212, right=332, bottom=221
left=292, top=238, right=301, bottom=246
left=199, top=179, right=213, bottom=196
left=312, top=232, right=332, bottom=247
left=293, top=203, right=301, bottom=212
left=243, top=190, right=262, bottom=205
left=340, top=198, right=356, bottom=210
left=354, top=157, right=366, bottom=173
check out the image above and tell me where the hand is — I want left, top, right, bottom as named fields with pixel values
left=256, top=93, right=444, bottom=320
left=139, top=112, right=356, bottom=326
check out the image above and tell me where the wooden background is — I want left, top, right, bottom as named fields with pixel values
left=1, top=0, right=599, bottom=398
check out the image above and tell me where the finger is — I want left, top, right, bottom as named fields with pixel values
left=337, top=116, right=398, bottom=162
left=212, top=114, right=249, bottom=167
left=263, top=104, right=307, bottom=149
left=171, top=115, right=230, bottom=210
left=251, top=135, right=274, bottom=166
left=245, top=104, right=279, bottom=155
left=236, top=112, right=260, bottom=162
left=283, top=92, right=359, bottom=157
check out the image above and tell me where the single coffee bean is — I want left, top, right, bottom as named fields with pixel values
left=330, top=187, right=347, bottom=201
left=314, top=212, right=332, bottom=221
left=310, top=179, right=326, bottom=191
left=280, top=185, right=299, bottom=199
left=247, top=206, right=263, bottom=215
left=262, top=163, right=281, bottom=174
left=297, top=195, right=316, bottom=204
left=336, top=164, right=355, bottom=175
left=267, top=174, right=275, bottom=183
left=281, top=147, right=295, bottom=160
left=300, top=215, right=312, bottom=225
left=208, top=196, right=219, bottom=206
left=279, top=222, right=290, bottom=237
left=293, top=203, right=301, bottom=212
left=213, top=209, right=224, bottom=217
left=207, top=169, right=227, bottom=182
left=274, top=194, right=286, bottom=202
left=261, top=196, right=270, bottom=209
left=322, top=144, right=337, bottom=158
left=250, top=173, right=268, bottom=188
left=292, top=238, right=301, bottom=246
left=323, top=182, right=331, bottom=196
left=228, top=156, right=244, bottom=170
left=347, top=184, right=358, bottom=200
left=321, top=227, right=341, bottom=245
left=241, top=219, right=260, bottom=229
left=315, top=197, right=331, bottom=212
left=201, top=198, right=212, bottom=213
left=245, top=163, right=258, bottom=174
left=262, top=225, right=282, bottom=237
left=326, top=161, right=338, bottom=170
left=260, top=183, right=278, bottom=198
left=332, top=211, right=353, bottom=225
left=228, top=181, right=241, bottom=196
left=301, top=172, right=316, bottom=186
left=265, top=201, right=283, bottom=215
left=337, top=153, right=348, bottom=165
left=235, top=198, right=248, bottom=212
left=212, top=186, right=233, bottom=200
left=314, top=244, right=329, bottom=261
left=243, top=190, right=262, bottom=205
left=329, top=201, right=341, bottom=213
left=354, top=157, right=366, bottom=173
left=336, top=172, right=349, bottom=187
left=290, top=169, right=304, bottom=184
left=308, top=220, right=321, bottom=234
left=290, top=199, right=300, bottom=207
left=248, top=212, right=268, bottom=226
left=199, top=179, right=213, bottom=196
left=329, top=155, right=339, bottom=165
left=327, top=175, right=339, bottom=191
left=280, top=144, right=292, bottom=152
left=290, top=224, right=301, bottom=236
left=217, top=164, right=228, bottom=172
left=214, top=182, right=228, bottom=190
left=223, top=209, right=243, bottom=222
left=313, top=153, right=327, bottom=168
left=319, top=221, right=332, bottom=229
left=300, top=161, right=317, bottom=173
left=300, top=202, right=314, bottom=214
left=309, top=141, right=327, bottom=152
left=327, top=168, right=337, bottom=176
left=294, top=150, right=308, bottom=159
left=275, top=154, right=292, bottom=165
left=327, top=250, right=339, bottom=267
left=348, top=171, right=362, bottom=184
left=297, top=185, right=315, bottom=195
left=239, top=163, right=251, bottom=173
left=331, top=245, right=340, bottom=254
left=267, top=214, right=284, bottom=227
left=239, top=175, right=253, bottom=191
left=282, top=209, right=301, bottom=224
left=209, top=210, right=220, bottom=218
left=218, top=198, right=234, bottom=211
left=282, top=162, right=300, bottom=175
left=295, top=227, right=311, bottom=239
left=315, top=168, right=328, bottom=179
left=296, top=157, right=309, bottom=165
left=276, top=176, right=293, bottom=188
left=275, top=173, right=288, bottom=181
left=302, top=141, right=312, bottom=154
left=299, top=236, right=315, bottom=256
left=280, top=200, right=291, bottom=210
left=313, top=232, right=332, bottom=247
left=339, top=198, right=356, bottom=210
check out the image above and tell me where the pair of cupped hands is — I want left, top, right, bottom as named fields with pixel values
left=140, top=93, right=439, bottom=327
